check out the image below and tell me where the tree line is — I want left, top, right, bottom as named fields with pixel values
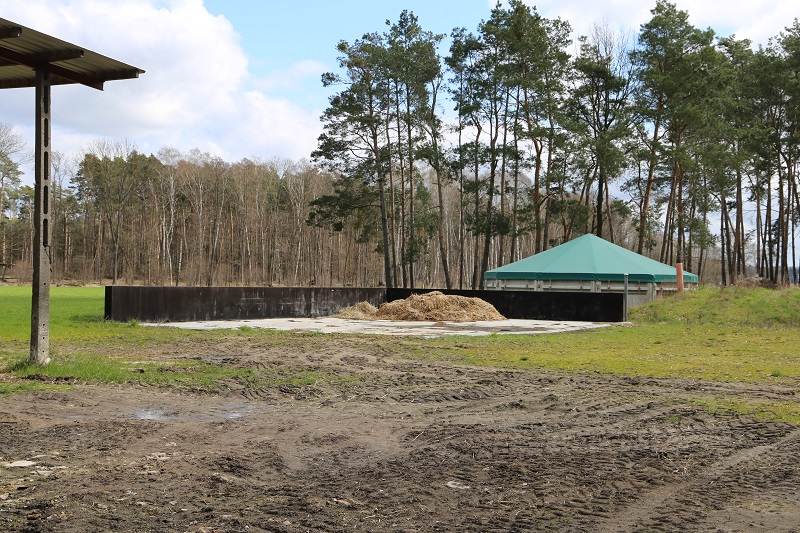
left=1, top=1, right=798, bottom=288
left=1, top=141, right=387, bottom=287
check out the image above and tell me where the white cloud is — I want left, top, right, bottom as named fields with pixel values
left=524, top=0, right=793, bottom=47
left=0, top=0, right=323, bottom=179
left=217, top=91, right=323, bottom=162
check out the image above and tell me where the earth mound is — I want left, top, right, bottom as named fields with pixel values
left=335, top=291, right=505, bottom=322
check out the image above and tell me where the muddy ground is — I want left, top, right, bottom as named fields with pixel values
left=1, top=334, right=799, bottom=532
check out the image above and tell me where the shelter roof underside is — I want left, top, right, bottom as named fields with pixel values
left=0, top=18, right=143, bottom=90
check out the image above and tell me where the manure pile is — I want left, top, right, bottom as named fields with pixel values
left=333, top=291, right=505, bottom=322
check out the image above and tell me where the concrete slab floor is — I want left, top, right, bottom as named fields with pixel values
left=144, top=317, right=611, bottom=338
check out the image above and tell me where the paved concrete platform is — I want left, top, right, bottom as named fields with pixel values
left=145, top=317, right=610, bottom=338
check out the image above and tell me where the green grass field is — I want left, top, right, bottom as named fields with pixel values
left=2, top=285, right=799, bottom=421
left=0, top=286, right=329, bottom=394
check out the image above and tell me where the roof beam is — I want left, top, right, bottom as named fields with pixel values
left=97, top=68, right=142, bottom=81
left=0, top=44, right=104, bottom=89
left=0, top=27, right=22, bottom=39
left=0, top=48, right=84, bottom=67
left=0, top=73, right=96, bottom=89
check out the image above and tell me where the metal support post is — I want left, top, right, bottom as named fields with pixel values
left=30, top=69, right=51, bottom=365
left=623, top=273, right=629, bottom=322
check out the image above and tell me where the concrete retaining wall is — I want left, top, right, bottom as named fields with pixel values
left=105, top=286, right=386, bottom=322
left=105, top=286, right=625, bottom=323
left=387, top=288, right=624, bottom=322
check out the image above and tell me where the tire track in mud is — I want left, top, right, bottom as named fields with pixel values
left=321, top=367, right=799, bottom=532
left=594, top=426, right=800, bottom=532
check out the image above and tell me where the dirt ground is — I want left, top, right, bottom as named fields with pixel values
left=2, top=334, right=799, bottom=532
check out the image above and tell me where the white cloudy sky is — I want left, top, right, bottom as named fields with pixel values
left=0, top=0, right=795, bottom=183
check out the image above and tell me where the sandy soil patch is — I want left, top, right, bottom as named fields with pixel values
left=147, top=317, right=609, bottom=337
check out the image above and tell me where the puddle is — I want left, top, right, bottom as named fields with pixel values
left=221, top=404, right=259, bottom=419
left=128, top=404, right=259, bottom=422
left=134, top=409, right=171, bottom=421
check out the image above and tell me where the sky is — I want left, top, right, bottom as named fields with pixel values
left=0, top=0, right=796, bottom=184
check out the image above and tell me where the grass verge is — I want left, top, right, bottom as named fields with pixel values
left=2, top=352, right=350, bottom=395
left=402, top=323, right=800, bottom=384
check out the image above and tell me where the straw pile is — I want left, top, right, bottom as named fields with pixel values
left=333, top=301, right=379, bottom=320
left=335, top=291, right=505, bottom=322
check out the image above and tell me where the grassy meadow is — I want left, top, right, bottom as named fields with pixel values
left=0, top=286, right=333, bottom=395
left=1, top=284, right=799, bottom=421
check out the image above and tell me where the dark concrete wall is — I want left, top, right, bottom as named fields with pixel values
left=106, top=286, right=624, bottom=323
left=387, top=289, right=624, bottom=322
left=105, top=286, right=386, bottom=322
